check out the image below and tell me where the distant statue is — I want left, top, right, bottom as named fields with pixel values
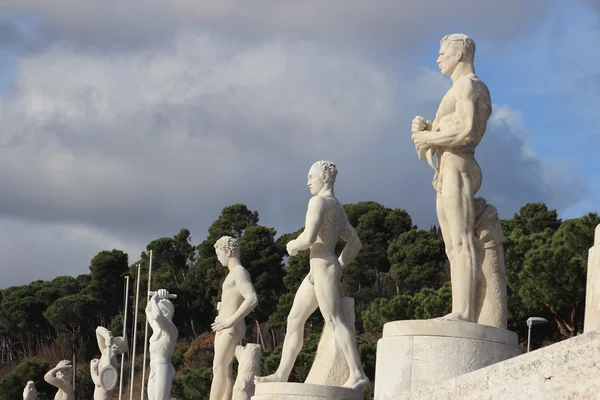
left=256, top=161, right=368, bottom=390
left=146, top=289, right=178, bottom=400
left=210, top=236, right=259, bottom=400
left=23, top=380, right=37, bottom=400
left=90, top=326, right=128, bottom=399
left=44, top=360, right=75, bottom=400
left=411, top=33, right=501, bottom=324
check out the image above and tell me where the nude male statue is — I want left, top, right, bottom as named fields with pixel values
left=256, top=161, right=368, bottom=390
left=411, top=33, right=492, bottom=322
left=44, top=360, right=74, bottom=400
left=210, top=235, right=258, bottom=400
left=146, top=289, right=178, bottom=400
left=23, top=380, right=37, bottom=400
left=90, top=326, right=128, bottom=400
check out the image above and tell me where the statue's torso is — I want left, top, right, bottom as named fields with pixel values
left=219, top=270, right=245, bottom=320
left=311, top=196, right=346, bottom=258
left=149, top=325, right=177, bottom=361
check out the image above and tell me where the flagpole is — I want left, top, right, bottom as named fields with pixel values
left=118, top=275, right=130, bottom=400
left=140, top=250, right=153, bottom=400
left=129, top=264, right=141, bottom=400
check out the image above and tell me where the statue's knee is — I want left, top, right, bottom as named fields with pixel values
left=286, top=315, right=302, bottom=329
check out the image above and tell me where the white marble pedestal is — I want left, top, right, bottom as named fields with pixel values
left=374, top=320, right=520, bottom=400
left=252, top=382, right=363, bottom=400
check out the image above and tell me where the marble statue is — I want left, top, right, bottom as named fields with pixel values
left=90, top=326, right=128, bottom=400
left=146, top=289, right=178, bottom=400
left=23, top=380, right=37, bottom=400
left=210, top=235, right=259, bottom=400
left=256, top=160, right=368, bottom=390
left=411, top=33, right=496, bottom=323
left=44, top=360, right=75, bottom=400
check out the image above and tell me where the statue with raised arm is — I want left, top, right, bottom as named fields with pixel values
left=44, top=360, right=74, bottom=400
left=256, top=160, right=368, bottom=390
left=90, top=326, right=128, bottom=400
left=23, top=380, right=37, bottom=400
left=411, top=33, right=494, bottom=323
left=210, top=235, right=259, bottom=400
left=146, top=289, right=178, bottom=400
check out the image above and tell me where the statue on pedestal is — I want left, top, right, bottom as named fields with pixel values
left=146, top=289, right=178, bottom=400
left=90, top=326, right=128, bottom=399
left=22, top=380, right=37, bottom=400
left=210, top=236, right=259, bottom=400
left=410, top=33, right=507, bottom=325
left=44, top=360, right=74, bottom=400
left=256, top=161, right=368, bottom=390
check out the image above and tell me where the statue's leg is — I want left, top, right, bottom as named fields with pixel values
left=439, top=162, right=481, bottom=322
left=147, top=370, right=155, bottom=400
left=210, top=331, right=238, bottom=400
left=313, top=261, right=368, bottom=390
left=258, top=275, right=318, bottom=383
left=149, top=364, right=174, bottom=400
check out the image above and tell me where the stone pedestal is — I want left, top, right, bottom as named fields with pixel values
left=584, top=224, right=600, bottom=333
left=252, top=382, right=363, bottom=400
left=305, top=297, right=355, bottom=386
left=374, top=320, right=520, bottom=400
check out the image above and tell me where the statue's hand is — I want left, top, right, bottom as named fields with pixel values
left=411, top=131, right=431, bottom=147
left=211, top=317, right=235, bottom=332
left=91, top=359, right=100, bottom=373
left=157, top=289, right=169, bottom=300
left=56, top=360, right=71, bottom=369
left=411, top=116, right=429, bottom=134
left=286, top=240, right=299, bottom=257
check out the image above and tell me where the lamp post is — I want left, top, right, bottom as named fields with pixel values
left=526, top=317, right=548, bottom=352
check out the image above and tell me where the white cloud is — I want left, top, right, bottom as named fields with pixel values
left=0, top=28, right=588, bottom=287
left=0, top=217, right=142, bottom=288
left=0, top=0, right=551, bottom=52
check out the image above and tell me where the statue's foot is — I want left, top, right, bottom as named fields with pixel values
left=254, top=373, right=284, bottom=383
left=434, top=312, right=471, bottom=322
left=342, top=374, right=369, bottom=390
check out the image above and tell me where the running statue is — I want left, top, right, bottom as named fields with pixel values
left=256, top=161, right=368, bottom=390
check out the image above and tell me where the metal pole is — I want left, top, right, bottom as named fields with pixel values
left=527, top=325, right=532, bottom=353
left=140, top=250, right=153, bottom=400
left=129, top=265, right=141, bottom=400
left=118, top=275, right=130, bottom=400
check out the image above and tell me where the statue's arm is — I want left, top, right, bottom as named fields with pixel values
left=147, top=294, right=177, bottom=335
left=90, top=359, right=101, bottom=385
left=95, top=326, right=109, bottom=352
left=43, top=368, right=69, bottom=392
left=339, top=217, right=362, bottom=268
left=292, top=196, right=325, bottom=251
left=424, top=82, right=476, bottom=147
left=229, top=268, right=258, bottom=323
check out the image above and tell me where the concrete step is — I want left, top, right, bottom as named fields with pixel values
left=397, top=330, right=600, bottom=400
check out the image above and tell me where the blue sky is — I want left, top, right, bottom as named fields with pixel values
left=0, top=0, right=598, bottom=286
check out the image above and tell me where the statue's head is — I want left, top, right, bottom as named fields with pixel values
left=307, top=160, right=337, bottom=195
left=25, top=380, right=35, bottom=390
left=437, top=33, right=475, bottom=76
left=158, top=299, right=175, bottom=321
left=112, top=336, right=128, bottom=355
left=214, top=235, right=241, bottom=267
